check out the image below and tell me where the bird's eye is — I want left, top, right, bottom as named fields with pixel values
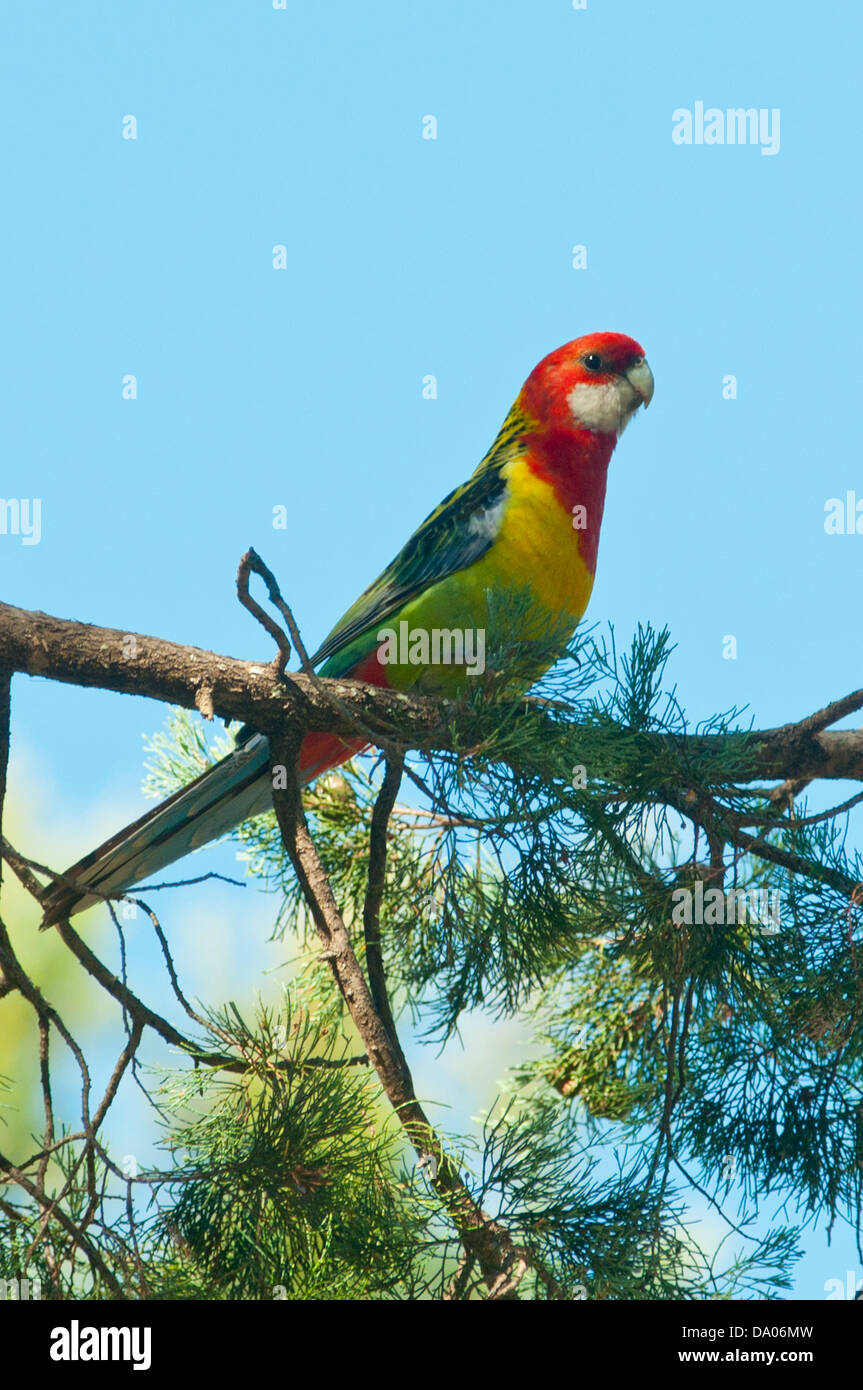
left=583, top=353, right=602, bottom=372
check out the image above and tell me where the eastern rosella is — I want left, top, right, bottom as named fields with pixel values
left=39, top=332, right=653, bottom=924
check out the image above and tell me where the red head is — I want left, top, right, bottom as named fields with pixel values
left=521, top=331, right=654, bottom=437
left=514, top=332, right=653, bottom=576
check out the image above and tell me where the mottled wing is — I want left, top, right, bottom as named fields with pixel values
left=311, top=409, right=526, bottom=672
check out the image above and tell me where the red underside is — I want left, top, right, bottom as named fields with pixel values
left=298, top=647, right=391, bottom=782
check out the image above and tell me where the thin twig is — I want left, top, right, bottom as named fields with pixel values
left=362, top=752, right=411, bottom=1081
left=236, top=547, right=298, bottom=676
left=269, top=729, right=562, bottom=1300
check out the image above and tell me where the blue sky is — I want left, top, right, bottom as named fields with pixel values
left=1, top=0, right=862, bottom=1298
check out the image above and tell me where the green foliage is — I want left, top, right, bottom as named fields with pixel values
left=469, top=1099, right=800, bottom=1300
left=147, top=1000, right=438, bottom=1300
left=138, top=621, right=863, bottom=1293
left=4, top=617, right=861, bottom=1298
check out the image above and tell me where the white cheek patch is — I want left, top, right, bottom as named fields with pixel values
left=467, top=494, right=507, bottom=543
left=567, top=381, right=627, bottom=434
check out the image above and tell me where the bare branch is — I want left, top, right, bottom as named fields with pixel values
left=269, top=730, right=560, bottom=1299
left=2, top=599, right=863, bottom=787
left=236, top=547, right=299, bottom=676
left=362, top=752, right=411, bottom=1081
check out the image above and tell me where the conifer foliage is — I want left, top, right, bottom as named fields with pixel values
left=1, top=600, right=861, bottom=1300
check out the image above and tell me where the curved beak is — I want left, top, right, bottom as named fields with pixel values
left=625, top=358, right=655, bottom=408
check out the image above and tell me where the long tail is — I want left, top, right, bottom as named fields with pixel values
left=37, top=729, right=362, bottom=926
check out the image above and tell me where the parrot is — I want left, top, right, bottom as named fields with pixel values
left=38, top=331, right=653, bottom=925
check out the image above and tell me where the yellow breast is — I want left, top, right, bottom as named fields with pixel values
left=474, top=456, right=595, bottom=625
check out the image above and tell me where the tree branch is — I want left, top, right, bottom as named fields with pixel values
left=2, top=600, right=863, bottom=788
left=268, top=730, right=553, bottom=1299
left=362, top=752, right=410, bottom=1078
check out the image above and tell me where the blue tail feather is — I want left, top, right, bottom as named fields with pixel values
left=38, top=732, right=274, bottom=926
